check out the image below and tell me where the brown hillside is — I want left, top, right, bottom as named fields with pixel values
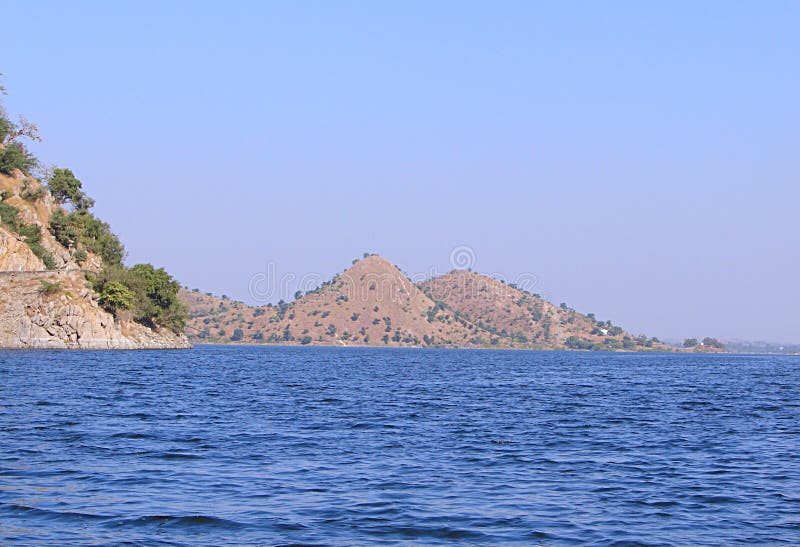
left=182, top=255, right=510, bottom=347
left=419, top=270, right=666, bottom=351
left=182, top=256, right=667, bottom=351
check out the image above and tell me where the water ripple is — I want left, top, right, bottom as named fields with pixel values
left=0, top=347, right=798, bottom=545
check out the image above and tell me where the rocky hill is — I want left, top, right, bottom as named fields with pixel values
left=0, top=89, right=190, bottom=349
left=419, top=270, right=665, bottom=350
left=182, top=255, right=666, bottom=351
left=0, top=171, right=189, bottom=349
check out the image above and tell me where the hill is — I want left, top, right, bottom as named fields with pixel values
left=182, top=255, right=667, bottom=351
left=0, top=87, right=189, bottom=349
left=183, top=255, right=508, bottom=348
left=419, top=270, right=665, bottom=350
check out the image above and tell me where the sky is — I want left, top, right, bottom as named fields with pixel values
left=2, top=1, right=798, bottom=343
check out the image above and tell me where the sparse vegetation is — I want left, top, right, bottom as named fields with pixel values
left=180, top=255, right=664, bottom=351
left=39, top=280, right=63, bottom=295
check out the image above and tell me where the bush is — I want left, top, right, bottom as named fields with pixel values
left=39, top=280, right=62, bottom=295
left=300, top=336, right=312, bottom=345
left=605, top=339, right=624, bottom=349
left=21, top=179, right=45, bottom=201
left=565, top=336, right=594, bottom=350
left=90, top=263, right=186, bottom=333
left=230, top=328, right=244, bottom=341
left=99, top=281, right=136, bottom=313
left=702, top=337, right=725, bottom=349
left=49, top=208, right=124, bottom=265
left=0, top=142, right=36, bottom=175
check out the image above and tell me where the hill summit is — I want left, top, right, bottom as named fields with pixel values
left=181, top=255, right=666, bottom=351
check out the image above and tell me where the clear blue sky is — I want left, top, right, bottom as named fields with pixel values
left=2, top=1, right=798, bottom=343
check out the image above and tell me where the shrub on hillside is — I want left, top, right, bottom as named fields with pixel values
left=50, top=207, right=125, bottom=265
left=0, top=142, right=36, bottom=175
left=90, top=264, right=187, bottom=333
left=0, top=201, right=57, bottom=269
left=98, top=281, right=136, bottom=313
left=39, top=280, right=62, bottom=295
left=565, top=336, right=594, bottom=350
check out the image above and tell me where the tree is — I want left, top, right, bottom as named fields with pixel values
left=0, top=142, right=37, bottom=175
left=0, top=79, right=40, bottom=175
left=702, top=337, right=724, bottom=349
left=684, top=338, right=699, bottom=348
left=91, top=263, right=186, bottom=333
left=1, top=115, right=40, bottom=146
left=230, top=328, right=244, bottom=341
left=47, top=168, right=85, bottom=205
left=99, top=282, right=136, bottom=313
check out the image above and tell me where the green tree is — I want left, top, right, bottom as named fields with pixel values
left=702, top=337, right=725, bottom=349
left=91, top=263, right=186, bottom=333
left=99, top=281, right=136, bottom=313
left=47, top=168, right=85, bottom=206
left=0, top=142, right=37, bottom=175
left=684, top=338, right=699, bottom=348
left=0, top=79, right=40, bottom=175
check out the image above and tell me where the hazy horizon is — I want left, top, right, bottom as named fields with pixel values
left=2, top=1, right=798, bottom=343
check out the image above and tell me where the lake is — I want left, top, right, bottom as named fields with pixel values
left=1, top=346, right=798, bottom=545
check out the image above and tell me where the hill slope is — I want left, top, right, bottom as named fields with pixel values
left=0, top=170, right=189, bottom=349
left=419, top=270, right=665, bottom=351
left=183, top=255, right=508, bottom=348
left=182, top=256, right=666, bottom=351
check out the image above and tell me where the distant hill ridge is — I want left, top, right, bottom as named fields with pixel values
left=181, top=254, right=668, bottom=351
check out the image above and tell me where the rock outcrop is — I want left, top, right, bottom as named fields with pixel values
left=0, top=270, right=190, bottom=349
left=0, top=171, right=190, bottom=349
left=0, top=225, right=45, bottom=271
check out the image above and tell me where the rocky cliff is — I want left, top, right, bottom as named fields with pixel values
left=0, top=270, right=189, bottom=349
left=0, top=171, right=189, bottom=349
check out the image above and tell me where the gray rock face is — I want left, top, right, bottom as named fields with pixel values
left=0, top=227, right=45, bottom=271
left=0, top=270, right=190, bottom=350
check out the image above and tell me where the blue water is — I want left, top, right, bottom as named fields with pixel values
left=1, top=347, right=798, bottom=545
